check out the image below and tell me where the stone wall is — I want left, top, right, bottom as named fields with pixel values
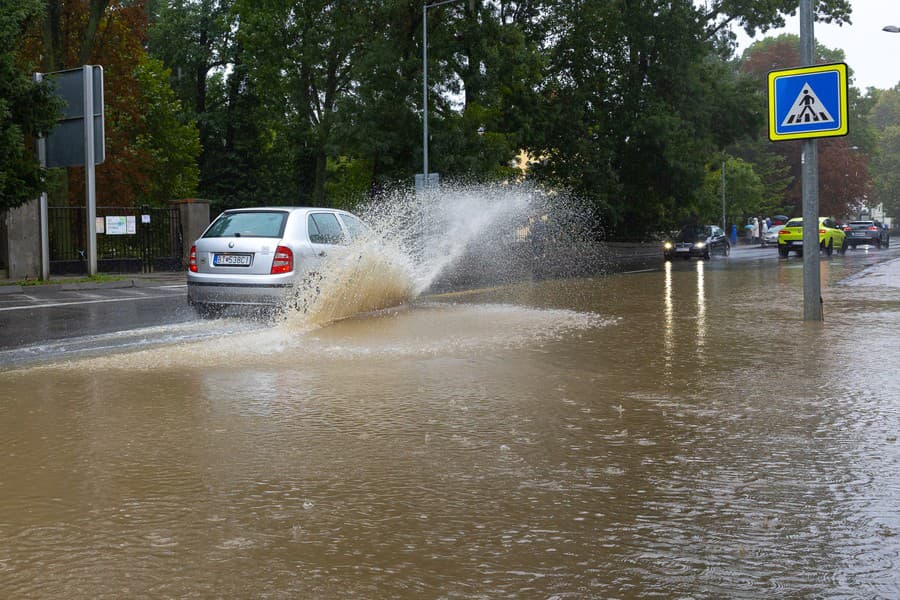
left=170, top=198, right=210, bottom=267
left=2, top=199, right=41, bottom=280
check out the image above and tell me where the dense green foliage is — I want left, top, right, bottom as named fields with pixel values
left=868, top=86, right=900, bottom=219
left=6, top=0, right=897, bottom=237
left=0, top=0, right=61, bottom=210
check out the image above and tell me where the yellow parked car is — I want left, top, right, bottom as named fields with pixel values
left=777, top=217, right=847, bottom=257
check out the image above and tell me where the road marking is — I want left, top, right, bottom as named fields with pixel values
left=0, top=293, right=182, bottom=312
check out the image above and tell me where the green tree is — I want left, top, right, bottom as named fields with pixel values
left=868, top=86, right=900, bottom=217
left=132, top=56, right=201, bottom=205
left=700, top=156, right=767, bottom=228
left=0, top=0, right=62, bottom=210
left=529, top=1, right=763, bottom=238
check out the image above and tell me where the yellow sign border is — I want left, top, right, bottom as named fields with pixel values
left=768, top=63, right=848, bottom=141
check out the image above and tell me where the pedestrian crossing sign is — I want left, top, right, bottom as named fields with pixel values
left=768, top=63, right=848, bottom=141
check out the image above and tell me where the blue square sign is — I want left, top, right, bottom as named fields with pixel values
left=768, top=63, right=848, bottom=141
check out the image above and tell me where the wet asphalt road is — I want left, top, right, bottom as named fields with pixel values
left=0, top=280, right=193, bottom=352
left=0, top=243, right=896, bottom=360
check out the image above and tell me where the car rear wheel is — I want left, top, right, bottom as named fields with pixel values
left=839, top=239, right=848, bottom=255
left=825, top=240, right=834, bottom=256
left=778, top=245, right=789, bottom=258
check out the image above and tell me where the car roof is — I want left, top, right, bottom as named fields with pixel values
left=223, top=207, right=349, bottom=213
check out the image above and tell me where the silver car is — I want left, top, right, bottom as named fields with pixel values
left=187, top=207, right=369, bottom=314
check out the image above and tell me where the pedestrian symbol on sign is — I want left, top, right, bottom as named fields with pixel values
left=768, top=62, right=847, bottom=141
left=781, top=83, right=835, bottom=127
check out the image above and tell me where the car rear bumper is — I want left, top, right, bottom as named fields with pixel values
left=846, top=235, right=880, bottom=245
left=187, top=271, right=296, bottom=306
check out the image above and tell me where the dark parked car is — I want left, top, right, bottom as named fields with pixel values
left=843, top=220, right=891, bottom=249
left=663, top=225, right=731, bottom=260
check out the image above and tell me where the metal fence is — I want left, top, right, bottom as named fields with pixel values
left=49, top=206, right=183, bottom=275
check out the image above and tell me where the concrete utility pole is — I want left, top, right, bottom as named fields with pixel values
left=721, top=159, right=726, bottom=232
left=800, top=0, right=823, bottom=321
left=422, top=0, right=465, bottom=191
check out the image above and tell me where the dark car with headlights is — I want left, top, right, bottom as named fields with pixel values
left=663, top=225, right=730, bottom=260
left=843, top=220, right=891, bottom=249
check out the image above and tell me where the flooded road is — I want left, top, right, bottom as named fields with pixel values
left=2, top=249, right=899, bottom=598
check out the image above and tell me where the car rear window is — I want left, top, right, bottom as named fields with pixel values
left=785, top=219, right=803, bottom=227
left=848, top=222, right=874, bottom=229
left=203, top=211, right=287, bottom=238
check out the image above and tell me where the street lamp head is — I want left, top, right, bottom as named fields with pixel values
left=884, top=25, right=900, bottom=33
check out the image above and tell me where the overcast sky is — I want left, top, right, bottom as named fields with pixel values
left=735, top=1, right=900, bottom=91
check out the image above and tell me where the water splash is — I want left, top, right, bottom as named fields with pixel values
left=282, top=182, right=603, bottom=328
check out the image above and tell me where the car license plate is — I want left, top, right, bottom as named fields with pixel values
left=675, top=247, right=689, bottom=253
left=213, top=253, right=252, bottom=266
left=852, top=232, right=866, bottom=237
left=790, top=240, right=803, bottom=245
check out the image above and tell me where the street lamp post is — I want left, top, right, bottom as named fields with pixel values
left=422, top=0, right=465, bottom=190
left=721, top=159, right=726, bottom=233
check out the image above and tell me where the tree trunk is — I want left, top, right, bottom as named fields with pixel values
left=78, top=0, right=111, bottom=64
left=312, top=152, right=327, bottom=206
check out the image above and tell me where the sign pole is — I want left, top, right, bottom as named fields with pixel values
left=34, top=72, right=50, bottom=281
left=83, top=65, right=98, bottom=276
left=799, top=0, right=822, bottom=321
left=721, top=159, right=726, bottom=232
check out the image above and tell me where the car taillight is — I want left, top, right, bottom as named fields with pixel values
left=868, top=226, right=878, bottom=231
left=189, top=245, right=198, bottom=273
left=843, top=226, right=851, bottom=231
left=271, top=245, right=293, bottom=274
left=779, top=229, right=790, bottom=235
left=819, top=229, right=826, bottom=235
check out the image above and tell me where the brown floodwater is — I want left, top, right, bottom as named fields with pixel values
left=2, top=255, right=900, bottom=598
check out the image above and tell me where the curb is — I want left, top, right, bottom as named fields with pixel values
left=0, top=275, right=186, bottom=294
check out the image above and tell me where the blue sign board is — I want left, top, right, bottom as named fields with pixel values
left=768, top=63, right=848, bottom=141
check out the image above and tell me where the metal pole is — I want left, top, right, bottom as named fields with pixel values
left=721, top=159, right=726, bottom=232
left=421, top=0, right=465, bottom=190
left=799, top=0, right=822, bottom=321
left=84, top=65, right=98, bottom=276
left=35, top=72, right=50, bottom=281
left=422, top=3, right=429, bottom=183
